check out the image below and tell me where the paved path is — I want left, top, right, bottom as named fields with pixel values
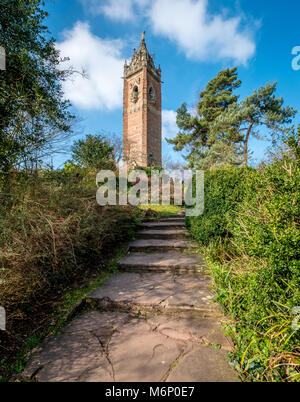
left=22, top=213, right=239, bottom=382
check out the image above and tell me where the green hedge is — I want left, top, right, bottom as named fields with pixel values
left=187, top=151, right=300, bottom=381
left=230, top=159, right=300, bottom=303
left=186, top=166, right=257, bottom=246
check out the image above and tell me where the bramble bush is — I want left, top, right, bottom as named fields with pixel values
left=0, top=169, right=142, bottom=378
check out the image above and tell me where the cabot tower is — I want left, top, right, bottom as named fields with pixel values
left=123, top=32, right=162, bottom=167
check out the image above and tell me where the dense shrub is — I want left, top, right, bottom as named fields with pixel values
left=67, top=134, right=115, bottom=170
left=231, top=158, right=300, bottom=302
left=0, top=170, right=142, bottom=376
left=186, top=166, right=257, bottom=247
left=187, top=138, right=300, bottom=381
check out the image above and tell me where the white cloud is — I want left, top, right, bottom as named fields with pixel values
left=57, top=22, right=124, bottom=110
left=80, top=0, right=256, bottom=65
left=102, top=0, right=134, bottom=21
left=149, top=0, right=255, bottom=65
left=80, top=0, right=149, bottom=21
left=58, top=1, right=256, bottom=111
left=162, top=110, right=178, bottom=140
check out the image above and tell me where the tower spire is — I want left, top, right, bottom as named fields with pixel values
left=124, top=32, right=161, bottom=78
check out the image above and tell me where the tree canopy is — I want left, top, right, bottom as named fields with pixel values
left=0, top=0, right=73, bottom=172
left=167, top=67, right=241, bottom=169
left=212, top=82, right=297, bottom=166
left=168, top=68, right=296, bottom=169
left=67, top=134, right=115, bottom=170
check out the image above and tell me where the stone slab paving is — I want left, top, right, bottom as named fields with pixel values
left=137, top=229, right=190, bottom=240
left=156, top=218, right=185, bottom=223
left=22, top=214, right=239, bottom=382
left=141, top=222, right=186, bottom=230
left=87, top=272, right=220, bottom=316
left=22, top=311, right=237, bottom=382
left=118, top=252, right=206, bottom=273
left=166, top=347, right=238, bottom=383
left=129, top=239, right=198, bottom=252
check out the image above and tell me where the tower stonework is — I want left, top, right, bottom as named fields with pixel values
left=123, top=32, right=162, bottom=167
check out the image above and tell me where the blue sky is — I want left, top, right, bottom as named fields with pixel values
left=45, top=0, right=300, bottom=168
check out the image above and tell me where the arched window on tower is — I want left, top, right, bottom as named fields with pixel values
left=148, top=86, right=156, bottom=102
left=131, top=85, right=139, bottom=103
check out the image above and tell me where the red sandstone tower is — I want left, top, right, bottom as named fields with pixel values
left=123, top=32, right=162, bottom=167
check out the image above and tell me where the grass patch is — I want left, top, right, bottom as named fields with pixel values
left=108, top=240, right=132, bottom=272
left=207, top=255, right=300, bottom=382
left=49, top=270, right=112, bottom=335
left=139, top=204, right=182, bottom=218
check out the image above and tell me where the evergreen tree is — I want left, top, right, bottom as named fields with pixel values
left=167, top=67, right=241, bottom=169
left=0, top=0, right=74, bottom=172
left=212, top=82, right=297, bottom=166
left=199, top=139, right=243, bottom=170
left=68, top=134, right=115, bottom=170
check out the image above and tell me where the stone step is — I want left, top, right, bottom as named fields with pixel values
left=87, top=272, right=221, bottom=317
left=156, top=217, right=185, bottom=223
left=129, top=239, right=198, bottom=253
left=118, top=252, right=207, bottom=274
left=141, top=221, right=185, bottom=230
left=137, top=229, right=190, bottom=240
left=22, top=310, right=237, bottom=382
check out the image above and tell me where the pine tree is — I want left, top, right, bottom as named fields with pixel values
left=212, top=82, right=297, bottom=166
left=167, top=67, right=241, bottom=169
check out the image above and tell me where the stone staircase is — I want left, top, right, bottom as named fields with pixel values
left=87, top=214, right=220, bottom=317
left=22, top=212, right=239, bottom=382
left=118, top=215, right=204, bottom=272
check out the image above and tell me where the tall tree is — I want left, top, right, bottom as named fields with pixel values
left=167, top=67, right=241, bottom=169
left=212, top=82, right=297, bottom=166
left=68, top=134, right=115, bottom=170
left=0, top=0, right=74, bottom=173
